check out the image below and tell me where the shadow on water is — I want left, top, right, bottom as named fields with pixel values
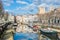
left=0, top=22, right=12, bottom=38
left=40, top=30, right=60, bottom=40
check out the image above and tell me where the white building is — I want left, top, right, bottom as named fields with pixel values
left=16, top=14, right=39, bottom=25
left=50, top=6, right=54, bottom=11
left=16, top=24, right=33, bottom=33
left=16, top=14, right=39, bottom=33
left=16, top=15, right=22, bottom=23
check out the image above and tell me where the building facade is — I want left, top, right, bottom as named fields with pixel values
left=37, top=8, right=60, bottom=28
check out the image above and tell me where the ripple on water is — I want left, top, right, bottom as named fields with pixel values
left=14, top=32, right=38, bottom=40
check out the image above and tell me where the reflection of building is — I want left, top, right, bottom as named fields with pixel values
left=16, top=24, right=33, bottom=33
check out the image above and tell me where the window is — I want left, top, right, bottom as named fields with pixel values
left=57, top=20, right=59, bottom=24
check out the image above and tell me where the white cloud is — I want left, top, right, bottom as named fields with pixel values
left=5, top=9, right=13, bottom=12
left=11, top=3, right=37, bottom=14
left=38, top=3, right=56, bottom=8
left=15, top=4, right=36, bottom=11
left=16, top=0, right=29, bottom=5
left=3, top=0, right=60, bottom=15
left=4, top=3, right=11, bottom=6
left=38, top=3, right=48, bottom=7
left=2, top=0, right=14, bottom=3
left=43, top=0, right=60, bottom=4
left=32, top=0, right=40, bottom=5
left=32, top=0, right=60, bottom=5
left=2, top=0, right=14, bottom=6
left=34, top=0, right=60, bottom=8
left=5, top=10, right=9, bottom=12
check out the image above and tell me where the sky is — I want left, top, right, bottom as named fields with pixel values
left=2, top=0, right=60, bottom=15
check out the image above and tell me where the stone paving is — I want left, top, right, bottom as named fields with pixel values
left=1, top=29, right=14, bottom=40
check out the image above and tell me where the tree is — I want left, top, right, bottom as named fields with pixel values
left=0, top=0, right=4, bottom=18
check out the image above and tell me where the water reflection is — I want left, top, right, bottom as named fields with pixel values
left=14, top=32, right=38, bottom=40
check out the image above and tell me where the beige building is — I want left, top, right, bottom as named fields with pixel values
left=16, top=15, right=22, bottom=23
left=38, top=6, right=45, bottom=14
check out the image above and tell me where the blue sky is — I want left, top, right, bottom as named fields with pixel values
left=2, top=0, right=60, bottom=15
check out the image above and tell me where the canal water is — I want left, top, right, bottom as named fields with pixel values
left=14, top=32, right=38, bottom=40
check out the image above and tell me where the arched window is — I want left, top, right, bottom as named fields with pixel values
left=57, top=20, right=59, bottom=24
left=54, top=17, right=56, bottom=24
left=48, top=19, right=50, bottom=24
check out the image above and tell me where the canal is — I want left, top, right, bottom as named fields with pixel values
left=14, top=32, right=38, bottom=40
